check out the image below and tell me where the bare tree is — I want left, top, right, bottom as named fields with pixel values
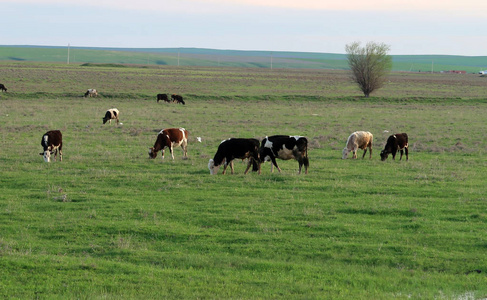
left=345, top=41, right=392, bottom=98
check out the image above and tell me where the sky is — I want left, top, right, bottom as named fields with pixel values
left=1, top=0, right=487, bottom=56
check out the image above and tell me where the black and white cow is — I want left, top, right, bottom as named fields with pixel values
left=84, top=89, right=98, bottom=97
left=260, top=135, right=309, bottom=174
left=380, top=133, right=409, bottom=161
left=157, top=93, right=169, bottom=103
left=208, top=138, right=260, bottom=175
left=171, top=94, right=185, bottom=105
left=149, top=128, right=189, bottom=160
left=39, top=130, right=63, bottom=162
left=0, top=83, right=7, bottom=92
left=103, top=108, right=120, bottom=125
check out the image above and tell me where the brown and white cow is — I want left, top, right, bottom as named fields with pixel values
left=102, top=108, right=120, bottom=125
left=39, top=130, right=63, bottom=162
left=149, top=128, right=188, bottom=160
left=84, top=89, right=98, bottom=97
left=380, top=133, right=409, bottom=161
left=259, top=135, right=309, bottom=174
left=342, top=131, right=373, bottom=159
left=171, top=94, right=185, bottom=105
left=208, top=138, right=260, bottom=175
left=0, top=83, right=7, bottom=92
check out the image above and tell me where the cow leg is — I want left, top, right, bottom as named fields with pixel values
left=222, top=163, right=228, bottom=175
left=181, top=142, right=188, bottom=159
left=405, top=147, right=409, bottom=161
left=362, top=149, right=367, bottom=159
left=161, top=149, right=165, bottom=160
left=170, top=146, right=175, bottom=160
left=352, top=150, right=357, bottom=159
left=399, top=149, right=404, bottom=161
left=59, top=148, right=63, bottom=162
left=229, top=161, right=235, bottom=174
left=369, top=145, right=372, bottom=159
left=270, top=156, right=282, bottom=173
left=244, top=158, right=252, bottom=174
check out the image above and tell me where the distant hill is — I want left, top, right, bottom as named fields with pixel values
left=0, top=45, right=486, bottom=73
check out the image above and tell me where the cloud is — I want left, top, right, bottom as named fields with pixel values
left=3, top=0, right=486, bottom=15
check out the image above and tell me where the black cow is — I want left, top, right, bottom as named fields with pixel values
left=171, top=94, right=185, bottom=105
left=39, top=130, right=63, bottom=162
left=0, top=84, right=7, bottom=92
left=208, top=138, right=260, bottom=175
left=380, top=133, right=409, bottom=161
left=157, top=93, right=169, bottom=103
left=260, top=135, right=309, bottom=174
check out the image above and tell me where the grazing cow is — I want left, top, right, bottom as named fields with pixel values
left=208, top=138, right=260, bottom=175
left=0, top=83, right=7, bottom=92
left=84, top=89, right=98, bottom=97
left=171, top=94, right=185, bottom=105
left=380, top=133, right=409, bottom=161
left=102, top=108, right=120, bottom=125
left=149, top=128, right=189, bottom=160
left=342, top=131, right=373, bottom=159
left=39, top=130, right=62, bottom=162
left=260, top=135, right=309, bottom=174
left=157, top=93, right=169, bottom=103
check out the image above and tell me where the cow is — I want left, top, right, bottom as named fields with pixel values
left=208, top=138, right=260, bottom=175
left=342, top=131, right=373, bottom=159
left=39, top=130, right=63, bottom=162
left=84, top=89, right=98, bottom=97
left=259, top=135, right=309, bottom=174
left=380, top=133, right=409, bottom=161
left=0, top=84, right=7, bottom=92
left=103, top=108, right=120, bottom=125
left=157, top=93, right=169, bottom=103
left=171, top=94, right=185, bottom=105
left=149, top=128, right=189, bottom=160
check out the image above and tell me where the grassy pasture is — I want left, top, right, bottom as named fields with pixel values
left=1, top=63, right=487, bottom=299
left=2, top=46, right=487, bottom=72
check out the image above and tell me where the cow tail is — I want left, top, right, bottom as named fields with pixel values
left=303, top=141, right=310, bottom=167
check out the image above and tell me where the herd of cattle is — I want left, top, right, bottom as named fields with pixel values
left=2, top=84, right=410, bottom=171
left=82, top=88, right=185, bottom=105
left=39, top=105, right=410, bottom=173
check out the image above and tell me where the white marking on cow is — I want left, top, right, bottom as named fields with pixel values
left=264, top=138, right=273, bottom=149
left=291, top=135, right=302, bottom=140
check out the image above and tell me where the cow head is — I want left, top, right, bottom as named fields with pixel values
left=148, top=147, right=158, bottom=159
left=342, top=148, right=350, bottom=159
left=380, top=150, right=388, bottom=161
left=208, top=159, right=220, bottom=175
left=40, top=150, right=52, bottom=162
left=102, top=117, right=109, bottom=124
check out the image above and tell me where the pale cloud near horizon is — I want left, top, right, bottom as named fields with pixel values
left=3, top=0, right=486, bottom=14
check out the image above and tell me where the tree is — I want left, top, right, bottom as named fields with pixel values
left=345, top=41, right=392, bottom=98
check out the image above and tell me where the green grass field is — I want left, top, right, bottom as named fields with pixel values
left=2, top=46, right=487, bottom=73
left=1, top=63, right=486, bottom=299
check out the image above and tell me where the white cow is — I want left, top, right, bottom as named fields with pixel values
left=342, top=131, right=373, bottom=159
